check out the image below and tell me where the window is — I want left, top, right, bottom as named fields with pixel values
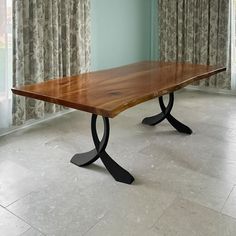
left=0, top=0, right=12, bottom=131
left=232, top=0, right=236, bottom=90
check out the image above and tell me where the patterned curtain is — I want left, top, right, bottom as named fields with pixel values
left=157, top=0, right=231, bottom=89
left=13, top=0, right=91, bottom=125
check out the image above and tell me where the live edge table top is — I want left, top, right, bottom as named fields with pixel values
left=12, top=61, right=226, bottom=118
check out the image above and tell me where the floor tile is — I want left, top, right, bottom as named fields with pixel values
left=139, top=126, right=236, bottom=184
left=154, top=198, right=236, bottom=236
left=0, top=160, right=38, bottom=207
left=7, top=180, right=121, bottom=236
left=222, top=186, right=236, bottom=219
left=0, top=206, right=30, bottom=236
left=85, top=185, right=176, bottom=236
left=20, top=228, right=45, bottom=236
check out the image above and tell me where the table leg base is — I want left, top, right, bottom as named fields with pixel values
left=142, top=93, right=192, bottom=135
left=142, top=113, right=165, bottom=126
left=71, top=115, right=135, bottom=185
left=166, top=114, right=192, bottom=134
left=71, top=150, right=134, bottom=184
left=100, top=151, right=134, bottom=184
left=71, top=149, right=99, bottom=167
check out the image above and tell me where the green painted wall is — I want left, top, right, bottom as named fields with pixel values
left=150, top=0, right=159, bottom=60
left=0, top=49, right=6, bottom=92
left=91, top=0, right=152, bottom=70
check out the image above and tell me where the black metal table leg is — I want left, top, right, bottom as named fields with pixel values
left=142, top=93, right=192, bottom=134
left=71, top=114, right=135, bottom=184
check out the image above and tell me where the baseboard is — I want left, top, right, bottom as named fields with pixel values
left=186, top=85, right=236, bottom=96
left=0, top=109, right=75, bottom=138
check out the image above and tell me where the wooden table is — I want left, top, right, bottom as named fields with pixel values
left=12, top=61, right=226, bottom=184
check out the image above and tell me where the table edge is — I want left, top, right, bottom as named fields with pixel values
left=11, top=66, right=226, bottom=118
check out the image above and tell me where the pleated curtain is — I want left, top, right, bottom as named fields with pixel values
left=12, top=0, right=91, bottom=125
left=157, top=0, right=231, bottom=89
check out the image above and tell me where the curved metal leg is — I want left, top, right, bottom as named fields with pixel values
left=71, top=115, right=108, bottom=167
left=142, top=93, right=192, bottom=135
left=166, top=115, right=192, bottom=134
left=71, top=114, right=135, bottom=184
left=142, top=93, right=174, bottom=126
left=159, top=95, right=192, bottom=134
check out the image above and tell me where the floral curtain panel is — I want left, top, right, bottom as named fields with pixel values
left=13, top=0, right=91, bottom=125
left=157, top=0, right=231, bottom=89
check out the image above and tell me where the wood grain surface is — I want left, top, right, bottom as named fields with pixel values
left=12, top=61, right=226, bottom=118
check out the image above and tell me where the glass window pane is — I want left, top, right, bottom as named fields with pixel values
left=0, top=0, right=12, bottom=131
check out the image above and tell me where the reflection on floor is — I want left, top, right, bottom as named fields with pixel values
left=0, top=90, right=236, bottom=236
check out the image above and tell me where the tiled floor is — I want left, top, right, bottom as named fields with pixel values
left=0, top=90, right=236, bottom=236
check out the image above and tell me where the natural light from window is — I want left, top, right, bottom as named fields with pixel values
left=232, top=0, right=236, bottom=90
left=0, top=0, right=12, bottom=131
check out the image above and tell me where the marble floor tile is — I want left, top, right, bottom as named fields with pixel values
left=154, top=198, right=236, bottom=236
left=7, top=180, right=123, bottom=236
left=20, top=228, right=45, bottom=236
left=84, top=184, right=176, bottom=236
left=139, top=130, right=236, bottom=184
left=85, top=222, right=159, bottom=236
left=0, top=206, right=30, bottom=236
left=222, top=186, right=236, bottom=219
left=0, top=160, right=40, bottom=207
left=138, top=145, right=233, bottom=212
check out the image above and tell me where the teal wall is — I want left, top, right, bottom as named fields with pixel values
left=0, top=49, right=5, bottom=92
left=150, top=0, right=159, bottom=60
left=91, top=0, right=152, bottom=70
